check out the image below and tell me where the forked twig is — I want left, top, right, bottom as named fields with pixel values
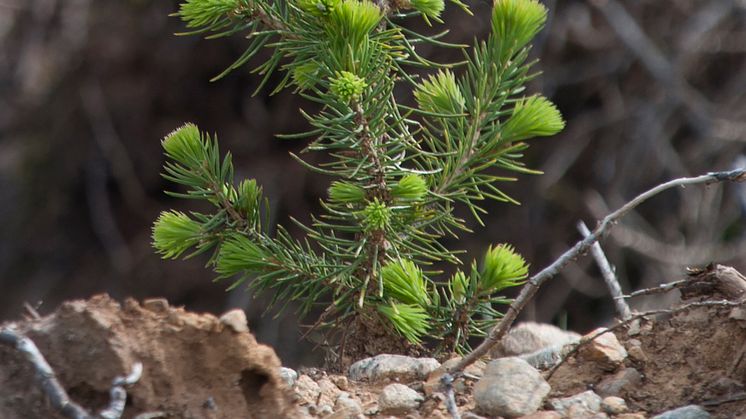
left=0, top=325, right=143, bottom=419
left=578, top=221, right=631, bottom=320
left=451, top=169, right=746, bottom=373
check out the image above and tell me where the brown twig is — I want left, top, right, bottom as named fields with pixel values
left=450, top=169, right=746, bottom=373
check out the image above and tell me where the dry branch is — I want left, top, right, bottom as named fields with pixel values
left=450, top=169, right=746, bottom=373
left=440, top=373, right=461, bottom=419
left=0, top=324, right=143, bottom=419
left=621, top=279, right=689, bottom=299
left=578, top=221, right=631, bottom=320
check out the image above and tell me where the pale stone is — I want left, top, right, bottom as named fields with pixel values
left=348, top=354, right=440, bottom=382
left=601, top=396, right=629, bottom=414
left=519, top=412, right=562, bottom=419
left=549, top=390, right=602, bottom=417
left=492, top=322, right=581, bottom=357
left=279, top=367, right=298, bottom=387
left=294, top=374, right=320, bottom=406
left=651, top=405, right=710, bottom=419
left=616, top=413, right=647, bottom=419
left=474, top=357, right=550, bottom=418
left=378, top=383, right=424, bottom=414
left=331, top=392, right=364, bottom=418
left=142, top=298, right=169, bottom=313
left=578, top=328, right=627, bottom=370
left=330, top=374, right=350, bottom=391
left=317, top=377, right=342, bottom=409
left=218, top=309, right=249, bottom=333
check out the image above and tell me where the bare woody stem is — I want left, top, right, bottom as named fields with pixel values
left=450, top=169, right=746, bottom=373
left=0, top=325, right=144, bottom=419
left=354, top=101, right=390, bottom=301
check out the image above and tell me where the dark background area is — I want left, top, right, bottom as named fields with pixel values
left=2, top=0, right=745, bottom=367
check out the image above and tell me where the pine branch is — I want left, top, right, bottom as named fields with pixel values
left=158, top=0, right=566, bottom=355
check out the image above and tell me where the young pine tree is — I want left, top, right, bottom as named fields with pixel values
left=152, top=0, right=564, bottom=363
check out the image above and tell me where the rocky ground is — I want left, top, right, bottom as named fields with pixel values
left=1, top=292, right=745, bottom=419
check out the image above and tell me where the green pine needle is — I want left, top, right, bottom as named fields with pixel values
left=391, top=174, right=428, bottom=201
left=378, top=303, right=430, bottom=344
left=414, top=70, right=465, bottom=115
left=152, top=211, right=203, bottom=259
left=410, top=0, right=445, bottom=22
left=216, top=234, right=269, bottom=277
left=382, top=259, right=431, bottom=307
left=479, top=244, right=529, bottom=294
left=329, top=181, right=366, bottom=203
left=179, top=0, right=241, bottom=28
left=503, top=95, right=565, bottom=141
left=162, top=123, right=207, bottom=168
left=491, top=0, right=547, bottom=57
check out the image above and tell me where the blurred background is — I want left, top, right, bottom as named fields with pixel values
left=2, top=0, right=746, bottom=367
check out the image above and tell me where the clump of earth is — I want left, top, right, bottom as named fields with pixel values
left=1, top=290, right=745, bottom=418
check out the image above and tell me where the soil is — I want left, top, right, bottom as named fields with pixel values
left=2, top=293, right=746, bottom=418
left=0, top=295, right=296, bottom=419
left=549, top=306, right=746, bottom=417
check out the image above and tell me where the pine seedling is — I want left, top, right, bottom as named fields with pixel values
left=153, top=0, right=564, bottom=358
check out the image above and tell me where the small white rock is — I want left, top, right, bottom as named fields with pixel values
left=549, top=390, right=602, bottom=417
left=378, top=383, right=424, bottom=414
left=601, top=396, right=629, bottom=414
left=348, top=354, right=440, bottom=382
left=333, top=392, right=363, bottom=417
left=279, top=367, right=298, bottom=387
left=474, top=357, right=551, bottom=418
left=294, top=374, right=320, bottom=406
left=492, top=322, right=581, bottom=357
left=219, top=309, right=249, bottom=333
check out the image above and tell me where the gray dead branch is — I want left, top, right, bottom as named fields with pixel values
left=0, top=325, right=143, bottom=419
left=452, top=169, right=746, bottom=373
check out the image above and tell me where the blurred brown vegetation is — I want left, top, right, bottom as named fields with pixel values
left=2, top=0, right=745, bottom=366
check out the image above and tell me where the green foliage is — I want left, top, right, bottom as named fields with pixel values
left=154, top=0, right=564, bottom=355
left=382, top=259, right=430, bottom=307
left=152, top=211, right=203, bottom=259
left=414, top=70, right=465, bottom=115
left=378, top=303, right=430, bottom=344
left=409, top=0, right=445, bottom=24
left=298, top=0, right=340, bottom=17
left=391, top=174, right=427, bottom=201
left=479, top=244, right=529, bottom=294
left=329, top=71, right=368, bottom=103
left=361, top=198, right=391, bottom=232
left=503, top=95, right=565, bottom=141
left=329, top=181, right=366, bottom=203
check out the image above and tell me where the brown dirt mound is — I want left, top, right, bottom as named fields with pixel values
left=0, top=294, right=296, bottom=418
left=550, top=305, right=746, bottom=418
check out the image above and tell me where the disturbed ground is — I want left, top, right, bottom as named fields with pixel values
left=1, top=291, right=746, bottom=418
